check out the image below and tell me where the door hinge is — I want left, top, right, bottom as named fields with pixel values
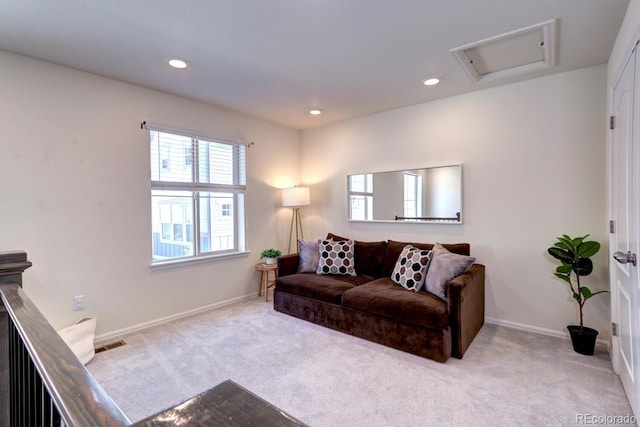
left=610, top=116, right=615, bottom=130
left=610, top=220, right=615, bottom=234
left=612, top=322, right=618, bottom=337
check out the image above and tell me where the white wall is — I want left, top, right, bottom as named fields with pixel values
left=0, top=51, right=301, bottom=335
left=608, top=0, right=640, bottom=84
left=301, top=65, right=610, bottom=340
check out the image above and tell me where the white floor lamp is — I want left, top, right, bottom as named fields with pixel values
left=282, top=187, right=310, bottom=254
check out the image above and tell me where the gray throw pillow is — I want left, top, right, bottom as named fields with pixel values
left=297, top=239, right=320, bottom=273
left=424, top=242, right=475, bottom=300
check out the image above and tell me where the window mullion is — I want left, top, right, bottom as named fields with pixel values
left=193, top=192, right=200, bottom=256
left=152, top=181, right=245, bottom=192
left=232, top=194, right=238, bottom=251
left=192, top=138, right=200, bottom=256
left=348, top=191, right=373, bottom=197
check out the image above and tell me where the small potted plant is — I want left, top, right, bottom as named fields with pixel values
left=260, top=248, right=282, bottom=265
left=547, top=234, right=608, bottom=355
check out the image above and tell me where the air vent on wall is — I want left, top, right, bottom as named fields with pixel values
left=450, top=19, right=557, bottom=84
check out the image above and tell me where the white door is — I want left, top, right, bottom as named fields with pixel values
left=611, top=42, right=640, bottom=417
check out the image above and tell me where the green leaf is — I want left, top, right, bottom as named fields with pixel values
left=556, top=265, right=572, bottom=274
left=572, top=292, right=582, bottom=302
left=548, top=247, right=574, bottom=264
left=589, top=290, right=610, bottom=297
left=575, top=258, right=593, bottom=276
left=554, top=272, right=571, bottom=284
left=558, top=236, right=575, bottom=249
left=581, top=287, right=610, bottom=300
left=571, top=236, right=584, bottom=247
left=554, top=240, right=573, bottom=251
left=577, top=241, right=600, bottom=258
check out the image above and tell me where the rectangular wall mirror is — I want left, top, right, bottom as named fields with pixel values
left=348, top=164, right=462, bottom=223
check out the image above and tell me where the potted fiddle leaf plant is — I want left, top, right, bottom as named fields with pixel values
left=260, top=248, right=282, bottom=265
left=547, top=234, right=609, bottom=355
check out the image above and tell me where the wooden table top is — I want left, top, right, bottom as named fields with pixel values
left=255, top=262, right=278, bottom=271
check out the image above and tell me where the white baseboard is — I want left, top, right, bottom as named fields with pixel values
left=94, top=292, right=256, bottom=346
left=485, top=317, right=611, bottom=349
left=96, top=300, right=610, bottom=350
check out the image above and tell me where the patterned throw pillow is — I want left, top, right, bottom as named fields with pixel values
left=316, top=239, right=356, bottom=276
left=424, top=242, right=475, bottom=300
left=391, top=245, right=432, bottom=292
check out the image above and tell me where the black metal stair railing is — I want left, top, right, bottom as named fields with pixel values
left=8, top=313, right=61, bottom=426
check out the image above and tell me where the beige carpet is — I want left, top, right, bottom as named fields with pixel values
left=88, top=296, right=635, bottom=426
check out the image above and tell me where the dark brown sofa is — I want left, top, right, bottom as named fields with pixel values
left=273, top=237, right=485, bottom=363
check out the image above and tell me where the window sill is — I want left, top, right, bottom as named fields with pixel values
left=150, top=250, right=251, bottom=271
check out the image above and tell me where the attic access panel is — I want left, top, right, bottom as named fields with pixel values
left=450, top=19, right=556, bottom=84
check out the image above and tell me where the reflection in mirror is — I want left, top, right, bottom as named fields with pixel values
left=348, top=165, right=462, bottom=223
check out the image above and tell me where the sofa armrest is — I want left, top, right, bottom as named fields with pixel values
left=447, top=263, right=485, bottom=358
left=277, top=254, right=299, bottom=277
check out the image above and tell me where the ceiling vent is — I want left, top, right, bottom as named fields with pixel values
left=450, top=19, right=557, bottom=84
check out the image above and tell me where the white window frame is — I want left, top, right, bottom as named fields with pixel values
left=348, top=173, right=374, bottom=221
left=146, top=123, right=247, bottom=266
left=403, top=172, right=422, bottom=219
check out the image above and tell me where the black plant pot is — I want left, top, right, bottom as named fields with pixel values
left=567, top=325, right=598, bottom=355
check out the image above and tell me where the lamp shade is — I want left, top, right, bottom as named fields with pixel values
left=282, top=187, right=310, bottom=207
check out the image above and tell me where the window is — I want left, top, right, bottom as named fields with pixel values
left=403, top=172, right=422, bottom=219
left=348, top=174, right=373, bottom=221
left=148, top=126, right=246, bottom=264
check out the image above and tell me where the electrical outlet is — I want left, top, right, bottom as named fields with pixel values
left=73, top=295, right=86, bottom=311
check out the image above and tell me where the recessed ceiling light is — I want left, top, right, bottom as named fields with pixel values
left=168, top=58, right=188, bottom=69
left=423, top=78, right=440, bottom=86
left=309, top=108, right=323, bottom=115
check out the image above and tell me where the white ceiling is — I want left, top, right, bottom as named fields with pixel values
left=0, top=1, right=630, bottom=130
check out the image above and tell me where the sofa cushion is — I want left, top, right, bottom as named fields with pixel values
left=317, top=239, right=356, bottom=276
left=326, top=232, right=349, bottom=241
left=275, top=273, right=372, bottom=304
left=391, top=245, right=432, bottom=291
left=327, top=233, right=387, bottom=277
left=297, top=239, right=320, bottom=273
left=342, top=278, right=448, bottom=329
left=425, top=243, right=476, bottom=300
left=353, top=240, right=387, bottom=277
left=382, top=240, right=470, bottom=277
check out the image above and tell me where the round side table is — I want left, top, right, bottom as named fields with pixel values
left=255, top=263, right=278, bottom=302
